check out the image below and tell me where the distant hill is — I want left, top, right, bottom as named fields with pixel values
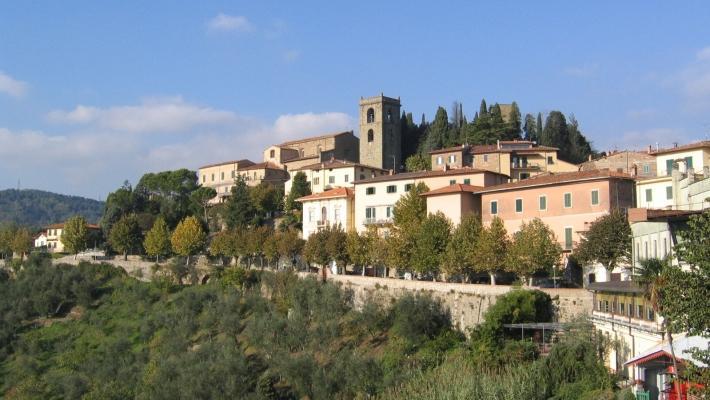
left=0, top=189, right=104, bottom=229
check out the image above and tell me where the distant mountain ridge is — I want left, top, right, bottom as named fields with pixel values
left=0, top=189, right=104, bottom=229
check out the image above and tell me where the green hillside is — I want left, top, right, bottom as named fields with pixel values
left=0, top=189, right=104, bottom=229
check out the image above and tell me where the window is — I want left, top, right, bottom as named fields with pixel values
left=221, top=172, right=224, bottom=180
left=666, top=159, right=674, bottom=176
left=448, top=155, right=456, bottom=163
left=644, top=242, right=648, bottom=259
left=604, top=300, right=609, bottom=313
left=563, top=193, right=572, bottom=208
left=386, top=109, right=392, bottom=122
left=231, top=171, right=235, bottom=178
left=666, top=186, right=673, bottom=200
left=685, top=156, right=693, bottom=169
left=591, top=189, right=599, bottom=205
left=437, top=156, right=443, bottom=165
left=365, top=207, right=376, bottom=219
left=334, top=207, right=341, bottom=222
left=547, top=156, right=554, bottom=165
left=328, top=176, right=335, bottom=184
left=404, top=183, right=413, bottom=192
left=637, top=305, right=643, bottom=319
left=386, top=185, right=397, bottom=193
left=645, top=188, right=652, bottom=202
left=366, top=187, right=375, bottom=195
left=463, top=178, right=470, bottom=185
left=313, top=177, right=320, bottom=185
left=202, top=175, right=206, bottom=183
left=360, top=174, right=365, bottom=180
left=321, top=207, right=327, bottom=223
left=367, top=129, right=374, bottom=143
left=663, top=238, right=668, bottom=257
left=539, top=195, right=547, bottom=211
left=643, top=164, right=650, bottom=174
left=520, top=172, right=529, bottom=179
left=483, top=154, right=488, bottom=162
left=564, top=227, right=573, bottom=250
left=515, top=198, right=523, bottom=213
left=619, top=302, right=625, bottom=316
left=598, top=301, right=602, bottom=311
left=449, top=179, right=456, bottom=185
left=344, top=174, right=349, bottom=183
left=490, top=200, right=498, bottom=215
left=367, top=108, right=375, bottom=123
left=270, top=149, right=275, bottom=158
left=211, top=173, right=215, bottom=182
left=647, top=308, right=655, bottom=321
left=308, top=208, right=315, bottom=222
left=653, top=239, right=657, bottom=258
left=386, top=206, right=392, bottom=218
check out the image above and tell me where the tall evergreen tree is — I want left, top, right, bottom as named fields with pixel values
left=479, top=99, right=488, bottom=116
left=505, top=101, right=522, bottom=140
left=224, top=175, right=256, bottom=230
left=423, top=107, right=449, bottom=152
left=535, top=113, right=543, bottom=143
left=541, top=111, right=569, bottom=156
left=566, top=114, right=594, bottom=164
left=523, top=113, right=536, bottom=141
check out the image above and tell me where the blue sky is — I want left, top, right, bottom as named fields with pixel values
left=1, top=1, right=710, bottom=198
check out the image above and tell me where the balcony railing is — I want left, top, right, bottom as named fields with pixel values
left=590, top=312, right=663, bottom=335
left=511, top=163, right=542, bottom=170
left=363, top=217, right=393, bottom=225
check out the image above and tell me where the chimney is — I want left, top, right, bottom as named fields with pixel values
left=588, top=154, right=592, bottom=162
left=703, top=166, right=710, bottom=178
left=648, top=145, right=652, bottom=154
left=389, top=169, right=394, bottom=175
left=673, top=142, right=678, bottom=148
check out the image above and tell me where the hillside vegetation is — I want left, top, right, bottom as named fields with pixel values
left=0, top=189, right=103, bottom=228
left=0, top=256, right=620, bottom=399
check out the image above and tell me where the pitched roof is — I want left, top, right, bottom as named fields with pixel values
left=46, top=222, right=100, bottom=230
left=354, top=167, right=507, bottom=184
left=199, top=159, right=255, bottom=170
left=651, top=140, right=710, bottom=155
left=240, top=162, right=284, bottom=171
left=428, top=142, right=558, bottom=155
left=282, top=154, right=320, bottom=163
left=293, top=159, right=387, bottom=172
left=624, top=335, right=708, bottom=367
left=296, top=187, right=353, bottom=202
left=421, top=184, right=484, bottom=197
left=475, top=169, right=634, bottom=194
left=277, top=130, right=354, bottom=147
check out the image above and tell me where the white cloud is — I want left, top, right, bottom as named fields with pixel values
left=696, top=46, right=710, bottom=61
left=207, top=13, right=254, bottom=33
left=563, top=63, right=599, bottom=78
left=283, top=49, right=301, bottom=63
left=47, top=97, right=240, bottom=133
left=0, top=71, right=28, bottom=97
left=273, top=112, right=354, bottom=141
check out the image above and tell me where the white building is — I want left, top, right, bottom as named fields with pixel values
left=34, top=233, right=48, bottom=249
left=285, top=159, right=387, bottom=196
left=353, top=168, right=508, bottom=234
left=297, top=187, right=355, bottom=240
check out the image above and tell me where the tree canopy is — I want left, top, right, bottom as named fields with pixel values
left=575, top=209, right=631, bottom=271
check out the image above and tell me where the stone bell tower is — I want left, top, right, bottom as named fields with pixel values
left=359, top=94, right=401, bottom=171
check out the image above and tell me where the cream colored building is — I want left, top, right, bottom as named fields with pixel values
left=579, top=150, right=657, bottom=178
left=44, top=222, right=101, bottom=253
left=263, top=130, right=360, bottom=171
left=297, top=188, right=355, bottom=240
left=353, top=168, right=508, bottom=234
left=198, top=159, right=256, bottom=203
left=429, top=140, right=578, bottom=181
left=284, top=159, right=388, bottom=195
left=650, top=140, right=709, bottom=177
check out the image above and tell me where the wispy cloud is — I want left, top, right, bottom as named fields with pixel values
left=283, top=49, right=301, bottom=63
left=0, top=71, right=28, bottom=97
left=563, top=63, right=599, bottom=78
left=273, top=112, right=354, bottom=141
left=665, top=46, right=710, bottom=112
left=207, top=13, right=254, bottom=33
left=47, top=97, right=240, bottom=134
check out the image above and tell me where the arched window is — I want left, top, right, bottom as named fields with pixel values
left=321, top=206, right=327, bottom=223
left=386, top=109, right=392, bottom=122
left=367, top=108, right=375, bottom=123
left=367, top=129, right=374, bottom=142
left=269, top=149, right=275, bottom=158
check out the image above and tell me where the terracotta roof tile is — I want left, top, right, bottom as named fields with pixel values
left=354, top=167, right=507, bottom=184
left=199, top=159, right=255, bottom=170
left=476, top=169, right=634, bottom=193
left=240, top=161, right=284, bottom=171
left=296, top=187, right=353, bottom=202
left=650, top=140, right=710, bottom=155
left=421, top=184, right=484, bottom=196
left=293, top=159, right=387, bottom=172
left=277, top=130, right=353, bottom=147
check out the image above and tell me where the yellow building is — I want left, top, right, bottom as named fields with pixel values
left=263, top=130, right=360, bottom=171
left=429, top=140, right=578, bottom=181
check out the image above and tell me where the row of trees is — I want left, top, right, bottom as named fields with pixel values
left=0, top=224, right=33, bottom=261
left=401, top=99, right=595, bottom=171
left=301, top=183, right=563, bottom=284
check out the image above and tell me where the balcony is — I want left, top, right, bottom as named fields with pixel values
left=511, top=162, right=542, bottom=170
left=590, top=311, right=663, bottom=335
left=363, top=217, right=393, bottom=225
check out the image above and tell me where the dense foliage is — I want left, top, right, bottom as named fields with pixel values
left=0, top=189, right=103, bottom=229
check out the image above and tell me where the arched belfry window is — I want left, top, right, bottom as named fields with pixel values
left=367, top=129, right=374, bottom=143
left=386, top=109, right=392, bottom=122
left=367, top=108, right=375, bottom=123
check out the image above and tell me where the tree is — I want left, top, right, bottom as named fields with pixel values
left=223, top=175, right=256, bottom=230
left=143, top=217, right=172, bottom=263
left=504, top=101, right=522, bottom=140
left=190, top=187, right=216, bottom=224
left=171, top=216, right=206, bottom=269
left=61, top=215, right=89, bottom=259
left=473, top=217, right=510, bottom=285
left=209, top=230, right=237, bottom=264
left=566, top=114, right=594, bottom=164
left=324, top=224, right=349, bottom=274
left=389, top=182, right=429, bottom=273
left=575, top=209, right=631, bottom=272
left=250, top=183, right=281, bottom=225
left=412, top=212, right=452, bottom=279
left=108, top=214, right=142, bottom=260
left=346, top=230, right=370, bottom=276
left=285, top=172, right=311, bottom=213
left=423, top=107, right=449, bottom=152
left=535, top=113, right=543, bottom=143
left=404, top=154, right=431, bottom=172
left=0, top=224, right=15, bottom=259
left=522, top=113, right=536, bottom=141
left=507, top=218, right=563, bottom=285
left=11, top=227, right=32, bottom=262
left=303, top=229, right=329, bottom=268
left=135, top=169, right=199, bottom=228
left=276, top=228, right=305, bottom=268
left=442, top=214, right=482, bottom=281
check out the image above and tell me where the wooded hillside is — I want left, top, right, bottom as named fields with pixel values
left=0, top=189, right=104, bottom=228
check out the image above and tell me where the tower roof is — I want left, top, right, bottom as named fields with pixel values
left=359, top=93, right=400, bottom=105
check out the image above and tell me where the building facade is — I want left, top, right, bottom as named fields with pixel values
left=284, top=159, right=388, bottom=195
left=264, top=130, right=360, bottom=171
left=359, top=94, right=401, bottom=171
left=297, top=187, right=355, bottom=240
left=579, top=150, right=657, bottom=178
left=198, top=159, right=256, bottom=202
left=650, top=140, right=709, bottom=177
left=429, top=140, right=578, bottom=181
left=44, top=222, right=101, bottom=253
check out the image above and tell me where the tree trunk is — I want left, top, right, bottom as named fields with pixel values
left=186, top=254, right=190, bottom=267
left=489, top=272, right=496, bottom=285
left=528, top=276, right=533, bottom=286
left=124, top=251, right=128, bottom=261
left=666, top=324, right=682, bottom=400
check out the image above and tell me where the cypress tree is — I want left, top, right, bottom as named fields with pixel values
left=224, top=175, right=256, bottom=230
left=536, top=113, right=543, bottom=143
left=479, top=99, right=488, bottom=116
